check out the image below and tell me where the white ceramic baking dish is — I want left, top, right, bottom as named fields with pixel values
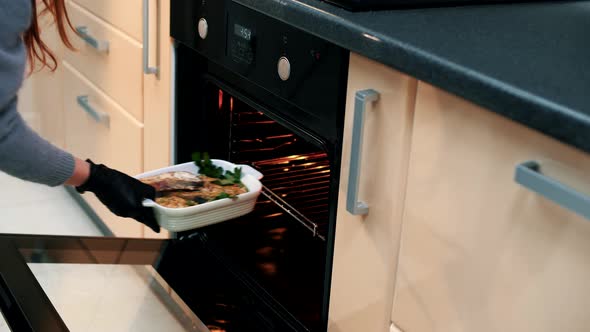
left=135, top=160, right=263, bottom=232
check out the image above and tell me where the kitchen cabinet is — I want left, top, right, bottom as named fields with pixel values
left=139, top=0, right=173, bottom=238
left=65, top=2, right=144, bottom=122
left=31, top=0, right=172, bottom=238
left=142, top=0, right=173, bottom=197
left=391, top=83, right=590, bottom=332
left=62, top=62, right=144, bottom=237
left=328, top=53, right=418, bottom=332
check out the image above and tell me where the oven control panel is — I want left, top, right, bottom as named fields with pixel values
left=171, top=0, right=348, bottom=136
left=225, top=2, right=347, bottom=117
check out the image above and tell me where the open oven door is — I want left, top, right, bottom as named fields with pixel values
left=0, top=230, right=325, bottom=332
left=0, top=233, right=308, bottom=332
left=0, top=234, right=208, bottom=332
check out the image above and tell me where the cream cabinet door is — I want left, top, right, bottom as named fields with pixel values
left=63, top=62, right=145, bottom=238
left=392, top=83, right=590, bottom=332
left=65, top=1, right=144, bottom=122
left=328, top=53, right=417, bottom=332
left=142, top=0, right=172, bottom=238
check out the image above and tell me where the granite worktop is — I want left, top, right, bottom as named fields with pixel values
left=235, top=0, right=590, bottom=153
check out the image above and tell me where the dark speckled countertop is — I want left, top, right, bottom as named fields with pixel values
left=235, top=0, right=590, bottom=154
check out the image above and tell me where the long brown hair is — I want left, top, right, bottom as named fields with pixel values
left=23, top=0, right=76, bottom=72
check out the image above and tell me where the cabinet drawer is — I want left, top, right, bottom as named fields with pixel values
left=63, top=62, right=144, bottom=238
left=392, top=83, right=590, bottom=332
left=70, top=0, right=142, bottom=41
left=65, top=1, right=143, bottom=122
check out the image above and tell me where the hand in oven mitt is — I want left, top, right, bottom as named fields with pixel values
left=75, top=159, right=160, bottom=233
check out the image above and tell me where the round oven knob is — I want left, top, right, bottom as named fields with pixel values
left=198, top=18, right=208, bottom=40
left=277, top=56, right=291, bottom=81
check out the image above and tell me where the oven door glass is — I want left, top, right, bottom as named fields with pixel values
left=174, top=80, right=336, bottom=331
left=0, top=235, right=208, bottom=332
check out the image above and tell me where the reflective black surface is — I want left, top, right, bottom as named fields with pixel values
left=1, top=234, right=298, bottom=331
left=0, top=235, right=168, bottom=332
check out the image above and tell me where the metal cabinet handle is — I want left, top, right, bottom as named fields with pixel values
left=143, top=0, right=159, bottom=76
left=515, top=161, right=590, bottom=220
left=76, top=96, right=110, bottom=126
left=347, top=89, right=380, bottom=215
left=75, top=26, right=109, bottom=53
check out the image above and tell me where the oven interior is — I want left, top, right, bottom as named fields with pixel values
left=194, top=80, right=332, bottom=240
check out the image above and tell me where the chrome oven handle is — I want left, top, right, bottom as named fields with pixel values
left=76, top=95, right=110, bottom=126
left=75, top=26, right=109, bottom=53
left=515, top=161, right=590, bottom=220
left=143, top=0, right=159, bottom=76
left=347, top=89, right=380, bottom=216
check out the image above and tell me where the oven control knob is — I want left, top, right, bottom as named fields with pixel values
left=277, top=56, right=291, bottom=81
left=198, top=18, right=208, bottom=40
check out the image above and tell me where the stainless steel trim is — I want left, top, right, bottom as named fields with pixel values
left=346, top=89, right=379, bottom=216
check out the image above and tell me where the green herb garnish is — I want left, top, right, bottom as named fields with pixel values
left=192, top=152, right=224, bottom=179
left=192, top=152, right=244, bottom=186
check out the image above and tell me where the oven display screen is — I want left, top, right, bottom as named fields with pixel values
left=234, top=23, right=252, bottom=41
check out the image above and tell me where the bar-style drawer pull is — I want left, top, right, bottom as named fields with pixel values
left=515, top=161, right=590, bottom=220
left=75, top=26, right=109, bottom=53
left=76, top=95, right=110, bottom=126
left=347, top=89, right=380, bottom=216
left=143, top=0, right=159, bottom=76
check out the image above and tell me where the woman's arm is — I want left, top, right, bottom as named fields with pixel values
left=0, top=98, right=159, bottom=232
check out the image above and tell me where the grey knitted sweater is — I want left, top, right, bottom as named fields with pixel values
left=0, top=0, right=75, bottom=186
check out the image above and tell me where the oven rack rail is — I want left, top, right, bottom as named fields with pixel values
left=260, top=185, right=326, bottom=241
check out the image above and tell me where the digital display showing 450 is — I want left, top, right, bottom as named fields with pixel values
left=234, top=23, right=252, bottom=41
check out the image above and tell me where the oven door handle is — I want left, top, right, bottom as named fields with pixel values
left=347, top=89, right=380, bottom=216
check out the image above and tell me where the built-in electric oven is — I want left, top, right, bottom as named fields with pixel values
left=169, top=0, right=349, bottom=331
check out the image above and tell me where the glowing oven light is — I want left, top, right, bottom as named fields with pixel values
left=218, top=89, right=223, bottom=110
left=230, top=97, right=234, bottom=112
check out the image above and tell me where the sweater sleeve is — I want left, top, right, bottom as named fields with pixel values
left=0, top=98, right=75, bottom=186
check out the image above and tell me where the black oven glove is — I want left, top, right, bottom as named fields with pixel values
left=75, top=159, right=160, bottom=233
